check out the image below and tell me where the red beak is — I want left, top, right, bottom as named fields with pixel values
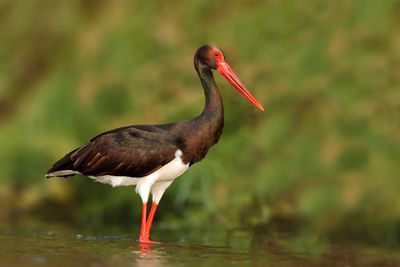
left=216, top=61, right=264, bottom=111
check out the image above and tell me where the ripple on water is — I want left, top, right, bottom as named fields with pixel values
left=0, top=226, right=399, bottom=267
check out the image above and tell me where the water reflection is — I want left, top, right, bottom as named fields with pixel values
left=138, top=242, right=154, bottom=254
left=134, top=243, right=167, bottom=267
left=1, top=225, right=399, bottom=267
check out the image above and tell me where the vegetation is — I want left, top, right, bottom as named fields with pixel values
left=0, top=0, right=399, bottom=246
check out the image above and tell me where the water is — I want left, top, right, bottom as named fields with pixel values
left=1, top=224, right=399, bottom=267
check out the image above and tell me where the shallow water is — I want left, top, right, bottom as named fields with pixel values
left=1, top=224, right=399, bottom=267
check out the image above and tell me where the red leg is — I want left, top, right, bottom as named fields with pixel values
left=145, top=203, right=158, bottom=240
left=139, top=203, right=149, bottom=243
left=138, top=202, right=159, bottom=244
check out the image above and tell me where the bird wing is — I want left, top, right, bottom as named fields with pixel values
left=46, top=126, right=178, bottom=177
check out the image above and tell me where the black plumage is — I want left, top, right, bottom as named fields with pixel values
left=46, top=45, right=227, bottom=180
left=46, top=116, right=223, bottom=178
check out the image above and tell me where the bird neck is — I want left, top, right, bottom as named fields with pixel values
left=197, top=65, right=223, bottom=117
left=181, top=63, right=224, bottom=165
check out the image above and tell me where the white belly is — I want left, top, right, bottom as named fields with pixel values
left=89, top=149, right=189, bottom=203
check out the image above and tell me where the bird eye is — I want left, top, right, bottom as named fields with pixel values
left=211, top=50, right=223, bottom=61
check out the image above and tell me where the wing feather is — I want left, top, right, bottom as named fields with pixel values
left=46, top=126, right=178, bottom=178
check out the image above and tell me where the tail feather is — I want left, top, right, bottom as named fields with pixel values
left=45, top=148, right=80, bottom=178
left=45, top=170, right=80, bottom=178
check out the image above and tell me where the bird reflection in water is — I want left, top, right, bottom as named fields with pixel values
left=139, top=242, right=154, bottom=254
left=134, top=242, right=168, bottom=267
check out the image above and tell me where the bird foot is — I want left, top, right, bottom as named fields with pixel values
left=139, top=235, right=160, bottom=244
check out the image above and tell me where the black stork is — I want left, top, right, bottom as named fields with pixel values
left=45, top=45, right=264, bottom=243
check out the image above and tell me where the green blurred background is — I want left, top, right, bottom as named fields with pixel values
left=0, top=0, right=399, bottom=246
